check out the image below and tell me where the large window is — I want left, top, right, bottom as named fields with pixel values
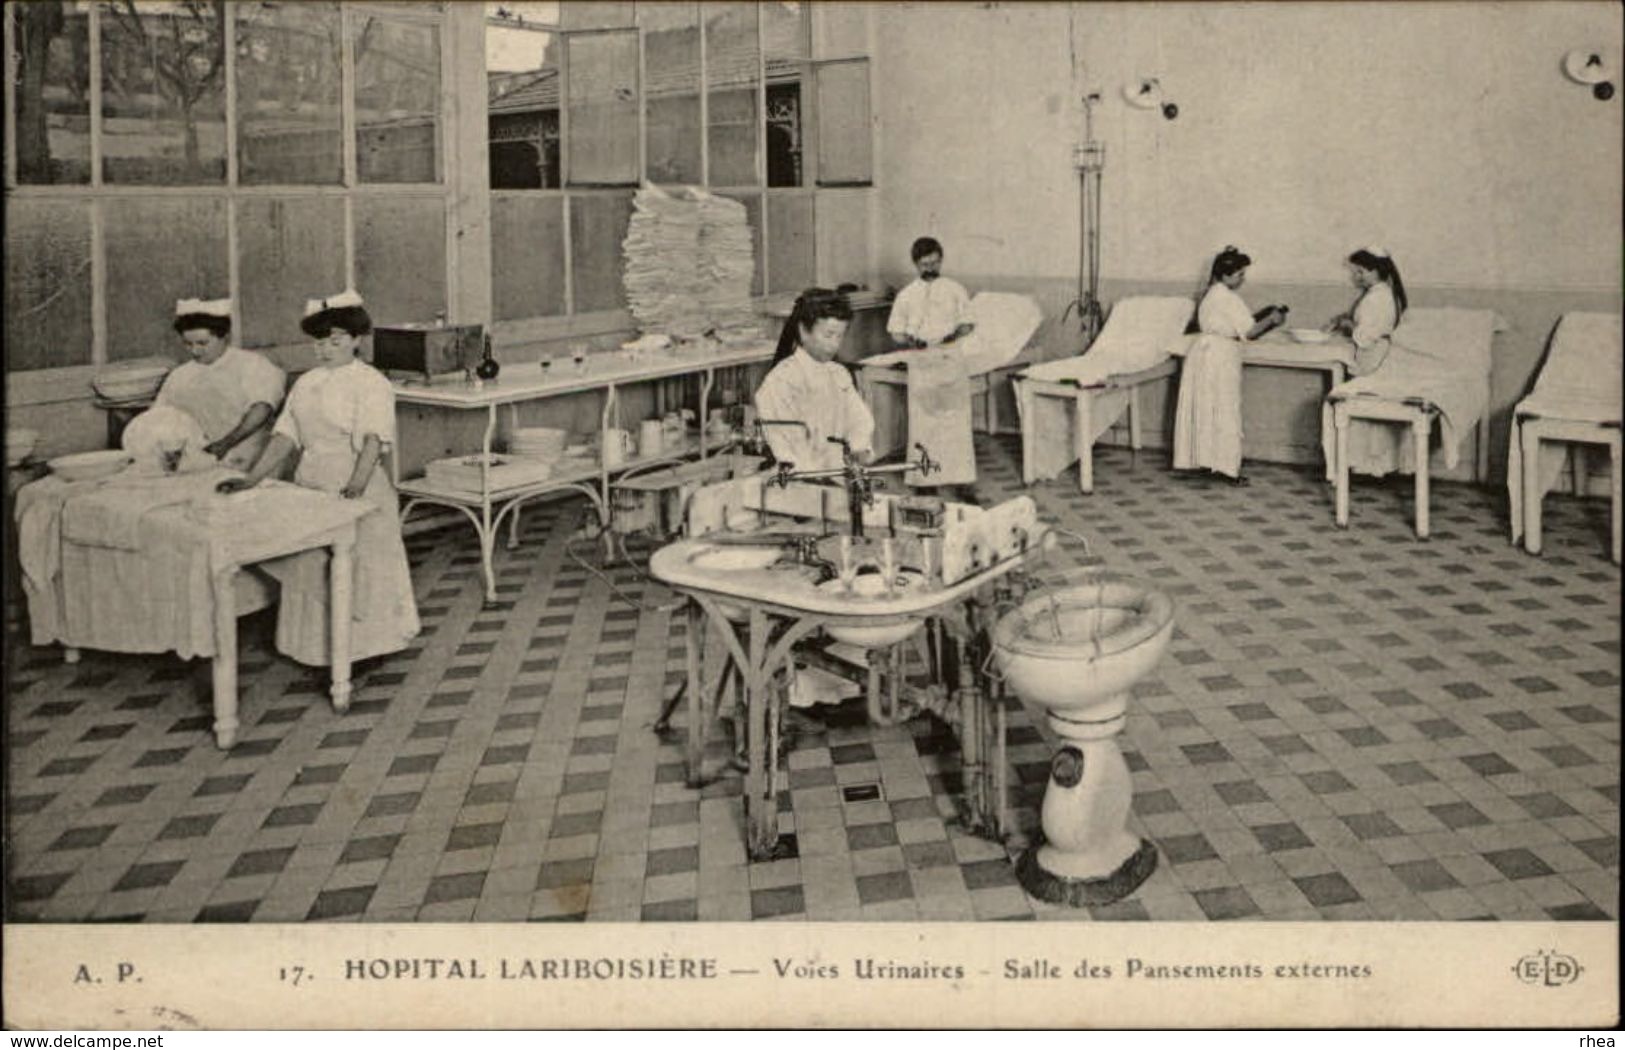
left=4, top=1, right=449, bottom=375
left=484, top=1, right=873, bottom=324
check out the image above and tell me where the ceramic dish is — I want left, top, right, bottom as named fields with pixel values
left=1287, top=328, right=1331, bottom=344
left=49, top=449, right=133, bottom=483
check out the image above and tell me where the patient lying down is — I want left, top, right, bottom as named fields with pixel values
left=121, top=404, right=218, bottom=476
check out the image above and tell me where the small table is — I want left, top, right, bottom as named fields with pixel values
left=16, top=473, right=371, bottom=749
left=393, top=342, right=775, bottom=603
left=197, top=488, right=373, bottom=748
left=650, top=527, right=1047, bottom=860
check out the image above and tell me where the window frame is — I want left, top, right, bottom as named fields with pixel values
left=3, top=0, right=456, bottom=387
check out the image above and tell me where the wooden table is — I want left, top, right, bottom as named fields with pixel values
left=1017, top=333, right=1355, bottom=493
left=198, top=487, right=372, bottom=748
left=649, top=527, right=1049, bottom=860
left=392, top=342, right=774, bottom=602
left=16, top=474, right=371, bottom=749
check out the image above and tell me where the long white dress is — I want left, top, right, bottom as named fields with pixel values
left=155, top=347, right=286, bottom=470
left=1172, top=282, right=1254, bottom=477
left=267, top=358, right=420, bottom=665
left=1348, top=283, right=1399, bottom=376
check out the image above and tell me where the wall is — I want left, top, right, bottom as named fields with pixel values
left=874, top=1, right=1622, bottom=490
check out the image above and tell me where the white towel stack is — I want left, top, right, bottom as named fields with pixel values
left=694, top=189, right=758, bottom=334
left=623, top=183, right=706, bottom=337
left=622, top=183, right=759, bottom=339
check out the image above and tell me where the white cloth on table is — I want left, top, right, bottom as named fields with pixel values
left=1016, top=296, right=1195, bottom=483
left=1508, top=312, right=1622, bottom=542
left=13, top=468, right=278, bottom=656
left=1320, top=307, right=1503, bottom=479
left=887, top=276, right=972, bottom=347
left=62, top=471, right=201, bottom=551
left=269, top=359, right=419, bottom=665
left=155, top=347, right=286, bottom=470
left=754, top=347, right=875, bottom=473
left=1171, top=284, right=1255, bottom=477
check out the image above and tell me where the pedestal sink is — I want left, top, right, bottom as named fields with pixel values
left=816, top=571, right=926, bottom=648
left=991, top=573, right=1174, bottom=906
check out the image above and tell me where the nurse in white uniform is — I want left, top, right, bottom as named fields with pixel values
left=1172, top=246, right=1287, bottom=484
left=751, top=288, right=877, bottom=734
left=1327, top=247, right=1407, bottom=376
left=219, top=290, right=420, bottom=664
left=755, top=287, right=874, bottom=473
left=154, top=297, right=286, bottom=470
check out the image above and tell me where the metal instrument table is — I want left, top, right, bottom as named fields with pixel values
left=391, top=342, right=772, bottom=602
left=649, top=527, right=1049, bottom=861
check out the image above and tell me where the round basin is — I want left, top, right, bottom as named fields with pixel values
left=688, top=545, right=781, bottom=572
left=817, top=571, right=926, bottom=648
left=992, top=574, right=1174, bottom=721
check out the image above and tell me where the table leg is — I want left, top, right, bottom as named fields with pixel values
left=743, top=608, right=777, bottom=859
left=684, top=600, right=705, bottom=786
left=1571, top=444, right=1587, bottom=499
left=1521, top=422, right=1544, bottom=555
left=698, top=369, right=715, bottom=462
left=1128, top=383, right=1143, bottom=452
left=330, top=535, right=354, bottom=714
left=211, top=568, right=239, bottom=750
left=480, top=406, right=500, bottom=602
left=1334, top=403, right=1350, bottom=528
left=1018, top=382, right=1036, bottom=485
left=1610, top=435, right=1621, bottom=565
left=1075, top=391, right=1095, bottom=494
left=1413, top=412, right=1431, bottom=539
left=63, top=647, right=81, bottom=665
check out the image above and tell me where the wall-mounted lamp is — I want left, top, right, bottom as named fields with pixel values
left=1122, top=77, right=1179, bottom=120
left=1563, top=48, right=1616, bottom=101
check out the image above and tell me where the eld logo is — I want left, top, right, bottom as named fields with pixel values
left=1513, top=950, right=1583, bottom=987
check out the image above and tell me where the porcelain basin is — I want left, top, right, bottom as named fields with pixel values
left=817, top=571, right=926, bottom=648
left=689, top=545, right=782, bottom=572
left=992, top=574, right=1174, bottom=718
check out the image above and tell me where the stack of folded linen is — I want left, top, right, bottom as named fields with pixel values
left=694, top=189, right=757, bottom=334
left=623, top=183, right=705, bottom=336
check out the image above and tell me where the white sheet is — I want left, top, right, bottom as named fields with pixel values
left=1015, top=297, right=1194, bottom=484
left=864, top=292, right=1044, bottom=375
left=1508, top=312, right=1622, bottom=541
left=1320, top=307, right=1504, bottom=479
left=1020, top=296, right=1195, bottom=386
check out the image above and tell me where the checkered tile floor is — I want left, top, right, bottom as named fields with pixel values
left=5, top=436, right=1618, bottom=922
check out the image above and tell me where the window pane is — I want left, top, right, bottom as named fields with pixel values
left=235, top=1, right=342, bottom=185
left=354, top=13, right=441, bottom=183
left=99, top=1, right=227, bottom=185
left=12, top=2, right=91, bottom=185
left=717, top=191, right=763, bottom=298
left=236, top=197, right=348, bottom=348
left=766, top=192, right=813, bottom=294
left=354, top=195, right=448, bottom=325
left=487, top=6, right=559, bottom=189
left=568, top=192, right=631, bottom=312
left=5, top=199, right=94, bottom=371
left=104, top=197, right=229, bottom=361
left=815, top=58, right=870, bottom=186
left=763, top=0, right=805, bottom=188
left=641, top=3, right=700, bottom=185
left=559, top=2, right=629, bottom=30
left=705, top=3, right=758, bottom=187
left=564, top=30, right=638, bottom=186
left=492, top=195, right=566, bottom=320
